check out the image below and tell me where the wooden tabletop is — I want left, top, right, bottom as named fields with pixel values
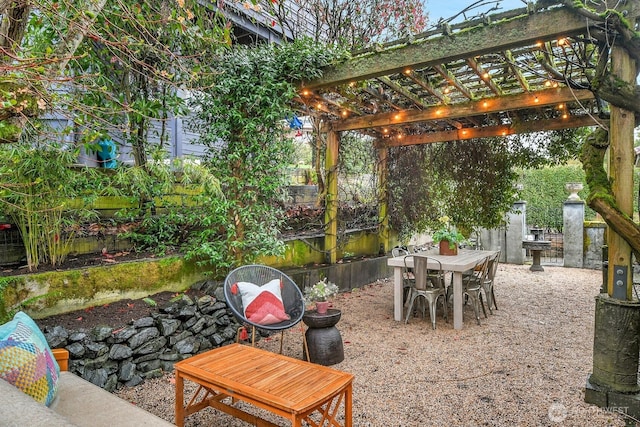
left=387, top=249, right=497, bottom=272
left=174, top=343, right=354, bottom=416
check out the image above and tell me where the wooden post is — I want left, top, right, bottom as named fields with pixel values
left=324, top=131, right=339, bottom=264
left=377, top=146, right=389, bottom=254
left=607, top=45, right=636, bottom=300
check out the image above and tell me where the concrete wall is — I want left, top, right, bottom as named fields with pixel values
left=584, top=222, right=607, bottom=270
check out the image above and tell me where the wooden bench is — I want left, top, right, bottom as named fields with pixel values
left=174, top=343, right=354, bottom=427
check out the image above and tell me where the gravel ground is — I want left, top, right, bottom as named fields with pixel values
left=115, top=263, right=631, bottom=426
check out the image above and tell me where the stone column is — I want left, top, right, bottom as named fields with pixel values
left=563, top=200, right=584, bottom=268
left=505, top=201, right=526, bottom=264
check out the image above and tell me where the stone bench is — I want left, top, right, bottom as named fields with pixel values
left=0, top=349, right=174, bottom=427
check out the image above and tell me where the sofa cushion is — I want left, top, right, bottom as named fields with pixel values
left=51, top=371, right=175, bottom=427
left=0, top=377, right=77, bottom=426
left=0, top=311, right=60, bottom=406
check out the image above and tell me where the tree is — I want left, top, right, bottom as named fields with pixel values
left=1, top=0, right=108, bottom=143
left=187, top=38, right=343, bottom=268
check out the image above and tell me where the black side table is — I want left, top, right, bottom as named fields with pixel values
left=302, top=309, right=344, bottom=366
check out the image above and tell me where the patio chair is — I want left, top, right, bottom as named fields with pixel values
left=461, top=257, right=490, bottom=325
left=224, top=265, right=308, bottom=358
left=393, top=247, right=412, bottom=304
left=404, top=255, right=448, bottom=329
left=482, top=251, right=501, bottom=313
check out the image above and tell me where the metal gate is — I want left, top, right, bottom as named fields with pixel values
left=525, top=206, right=564, bottom=265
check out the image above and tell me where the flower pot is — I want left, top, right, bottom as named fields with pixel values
left=439, top=240, right=458, bottom=256
left=315, top=301, right=330, bottom=314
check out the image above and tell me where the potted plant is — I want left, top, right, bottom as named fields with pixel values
left=432, top=216, right=465, bottom=256
left=304, top=278, right=339, bottom=314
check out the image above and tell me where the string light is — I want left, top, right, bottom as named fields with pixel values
left=394, top=114, right=401, bottom=120
left=482, top=72, right=490, bottom=79
left=482, top=101, right=489, bottom=108
left=557, top=38, right=567, bottom=46
left=301, top=90, right=310, bottom=96
left=534, top=96, right=539, bottom=103
left=443, top=87, right=450, bottom=94
left=341, top=110, right=348, bottom=117
left=316, top=102, right=323, bottom=109
left=404, top=69, right=412, bottom=75
left=544, top=80, right=552, bottom=87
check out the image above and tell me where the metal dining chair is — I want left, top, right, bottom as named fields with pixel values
left=404, top=255, right=448, bottom=329
left=394, top=247, right=412, bottom=304
left=461, top=256, right=491, bottom=325
left=482, top=251, right=501, bottom=313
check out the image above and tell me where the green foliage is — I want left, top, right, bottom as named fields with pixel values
left=388, top=128, right=586, bottom=240
left=518, top=162, right=600, bottom=230
left=187, top=39, right=343, bottom=269
left=115, top=156, right=221, bottom=255
left=0, top=136, right=104, bottom=270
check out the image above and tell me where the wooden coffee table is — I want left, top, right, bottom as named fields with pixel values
left=174, top=343, right=354, bottom=427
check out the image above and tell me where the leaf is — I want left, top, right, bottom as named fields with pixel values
left=143, top=297, right=157, bottom=307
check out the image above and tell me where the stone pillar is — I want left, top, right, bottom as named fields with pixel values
left=505, top=201, right=526, bottom=264
left=563, top=200, right=584, bottom=268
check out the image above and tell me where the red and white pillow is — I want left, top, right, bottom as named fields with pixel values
left=231, top=279, right=290, bottom=326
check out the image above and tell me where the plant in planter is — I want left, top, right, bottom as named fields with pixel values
left=304, top=278, right=339, bottom=314
left=432, top=216, right=466, bottom=255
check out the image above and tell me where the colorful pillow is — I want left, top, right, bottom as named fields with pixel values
left=231, top=279, right=290, bottom=326
left=0, top=311, right=60, bottom=406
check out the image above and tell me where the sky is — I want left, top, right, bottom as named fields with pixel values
left=425, top=0, right=529, bottom=25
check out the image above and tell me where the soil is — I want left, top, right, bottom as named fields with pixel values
left=34, top=288, right=206, bottom=333
left=0, top=249, right=165, bottom=278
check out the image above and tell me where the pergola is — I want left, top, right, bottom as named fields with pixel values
left=299, top=0, right=639, bottom=410
left=299, top=0, right=636, bottom=264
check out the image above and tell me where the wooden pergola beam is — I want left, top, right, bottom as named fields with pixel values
left=328, top=87, right=594, bottom=132
left=304, top=7, right=597, bottom=90
left=376, top=114, right=605, bottom=148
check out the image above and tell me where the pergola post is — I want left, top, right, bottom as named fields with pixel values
left=324, top=130, right=339, bottom=264
left=586, top=43, right=640, bottom=410
left=377, top=146, right=389, bottom=254
left=606, top=45, right=636, bottom=300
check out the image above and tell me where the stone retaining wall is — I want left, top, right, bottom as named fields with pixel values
left=41, top=283, right=238, bottom=392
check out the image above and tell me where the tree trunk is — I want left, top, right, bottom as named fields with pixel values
left=580, top=127, right=640, bottom=259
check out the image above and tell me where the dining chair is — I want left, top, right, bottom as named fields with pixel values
left=461, top=256, right=490, bottom=325
left=394, top=247, right=412, bottom=304
left=404, top=255, right=448, bottom=329
left=482, top=251, right=501, bottom=313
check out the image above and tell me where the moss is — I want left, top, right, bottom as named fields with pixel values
left=9, top=256, right=208, bottom=317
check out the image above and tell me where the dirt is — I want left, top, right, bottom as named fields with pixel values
left=34, top=288, right=206, bottom=333
left=0, top=249, right=165, bottom=278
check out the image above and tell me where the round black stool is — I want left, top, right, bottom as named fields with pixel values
left=302, top=309, right=344, bottom=366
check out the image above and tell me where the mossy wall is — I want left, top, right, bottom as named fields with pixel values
left=1, top=257, right=207, bottom=320
left=1, top=229, right=396, bottom=320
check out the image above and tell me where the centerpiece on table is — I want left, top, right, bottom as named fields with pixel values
left=304, top=278, right=339, bottom=314
left=432, top=216, right=465, bottom=256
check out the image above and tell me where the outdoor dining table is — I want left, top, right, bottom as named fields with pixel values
left=387, top=249, right=498, bottom=329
